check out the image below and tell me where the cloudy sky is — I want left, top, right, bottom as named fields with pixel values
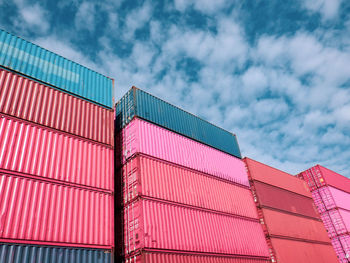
left=1, top=0, right=350, bottom=177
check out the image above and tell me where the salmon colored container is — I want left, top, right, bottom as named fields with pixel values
left=124, top=198, right=269, bottom=257
left=0, top=68, right=114, bottom=145
left=261, top=208, right=330, bottom=242
left=299, top=165, right=350, bottom=194
left=0, top=114, right=113, bottom=190
left=270, top=238, right=338, bottom=263
left=244, top=158, right=311, bottom=198
left=252, top=181, right=319, bottom=219
left=118, top=118, right=249, bottom=186
left=316, top=186, right=350, bottom=211
left=125, top=251, right=270, bottom=263
left=123, top=154, right=257, bottom=218
left=0, top=172, right=113, bottom=248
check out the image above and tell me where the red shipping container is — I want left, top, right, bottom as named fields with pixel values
left=299, top=165, right=350, bottom=194
left=252, top=181, right=319, bottom=219
left=125, top=251, right=270, bottom=263
left=312, top=190, right=327, bottom=213
left=124, top=198, right=269, bottom=257
left=270, top=238, right=338, bottom=263
left=244, top=158, right=311, bottom=198
left=123, top=155, right=258, bottom=219
left=118, top=118, right=249, bottom=187
left=0, top=114, right=113, bottom=190
left=0, top=68, right=114, bottom=146
left=261, top=208, right=330, bottom=243
left=0, top=172, right=113, bottom=248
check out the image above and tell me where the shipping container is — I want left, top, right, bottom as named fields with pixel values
left=312, top=190, right=327, bottom=213
left=244, top=158, right=311, bottom=198
left=261, top=208, right=330, bottom=242
left=0, top=114, right=113, bottom=190
left=125, top=250, right=269, bottom=263
left=320, top=212, right=338, bottom=238
left=0, top=243, right=113, bottom=263
left=252, top=181, right=319, bottom=219
left=316, top=186, right=350, bottom=211
left=299, top=165, right=350, bottom=194
left=0, top=68, right=114, bottom=145
left=270, top=237, right=338, bottom=263
left=124, top=198, right=269, bottom=257
left=0, top=173, right=113, bottom=248
left=326, top=209, right=350, bottom=235
left=118, top=118, right=248, bottom=186
left=331, top=236, right=350, bottom=263
left=115, top=87, right=241, bottom=158
left=122, top=154, right=257, bottom=218
left=0, top=29, right=113, bottom=108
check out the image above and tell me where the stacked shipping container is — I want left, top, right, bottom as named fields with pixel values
left=299, top=165, right=350, bottom=263
left=0, top=30, right=114, bottom=262
left=116, top=87, right=270, bottom=262
left=244, top=158, right=338, bottom=263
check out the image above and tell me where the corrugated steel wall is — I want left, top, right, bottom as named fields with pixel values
left=0, top=114, right=113, bottom=190
left=0, top=173, right=113, bottom=247
left=124, top=198, right=269, bottom=257
left=0, top=243, right=112, bottom=263
left=119, top=118, right=249, bottom=186
left=115, top=87, right=241, bottom=158
left=0, top=68, right=114, bottom=145
left=0, top=29, right=113, bottom=108
left=123, top=155, right=257, bottom=218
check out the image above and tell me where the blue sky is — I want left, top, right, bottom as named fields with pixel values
left=1, top=0, right=350, bottom=177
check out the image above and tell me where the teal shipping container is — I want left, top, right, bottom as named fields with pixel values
left=116, top=87, right=241, bottom=158
left=0, top=244, right=112, bottom=263
left=0, top=29, right=113, bottom=108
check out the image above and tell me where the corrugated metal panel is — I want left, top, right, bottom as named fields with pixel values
left=0, top=173, right=113, bottom=247
left=124, top=198, right=269, bottom=257
left=270, top=238, right=338, bottom=263
left=297, top=168, right=318, bottom=192
left=331, top=236, right=350, bottom=263
left=0, top=243, right=113, bottom=263
left=339, top=235, right=350, bottom=261
left=115, top=87, right=241, bottom=158
left=126, top=251, right=270, bottom=263
left=326, top=209, right=350, bottom=235
left=319, top=212, right=338, bottom=238
left=0, top=68, right=114, bottom=145
left=261, top=208, right=330, bottom=243
left=316, top=186, right=350, bottom=211
left=0, top=114, right=113, bottom=190
left=123, top=155, right=257, bottom=218
left=118, top=118, right=249, bottom=187
left=0, top=29, right=112, bottom=108
left=312, top=190, right=327, bottom=213
left=244, top=158, right=311, bottom=198
left=252, top=181, right=319, bottom=219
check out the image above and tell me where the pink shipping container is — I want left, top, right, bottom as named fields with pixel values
left=244, top=158, right=311, bottom=198
left=124, top=198, right=269, bottom=257
left=123, top=154, right=257, bottom=219
left=327, top=209, right=350, bottom=235
left=0, top=114, right=113, bottom=190
left=299, top=165, right=350, bottom=194
left=0, top=68, right=114, bottom=146
left=270, top=237, right=338, bottom=263
left=252, top=181, right=319, bottom=219
left=125, top=251, right=270, bottom=263
left=118, top=118, right=249, bottom=187
left=312, top=190, right=327, bottom=213
left=316, top=186, right=350, bottom=211
left=0, top=172, right=113, bottom=248
left=331, top=236, right=350, bottom=263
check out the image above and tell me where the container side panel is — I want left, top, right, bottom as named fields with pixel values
left=120, top=118, right=249, bottom=187
left=319, top=165, right=350, bottom=194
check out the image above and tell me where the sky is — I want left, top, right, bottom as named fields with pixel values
left=1, top=0, right=350, bottom=178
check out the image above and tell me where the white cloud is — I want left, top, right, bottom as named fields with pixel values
left=174, top=0, right=229, bottom=14
left=75, top=2, right=96, bottom=32
left=303, top=0, right=342, bottom=20
left=123, top=2, right=152, bottom=40
left=14, top=3, right=50, bottom=34
left=241, top=67, right=268, bottom=97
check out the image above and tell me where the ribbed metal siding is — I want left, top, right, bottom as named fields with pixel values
left=0, top=69, right=114, bottom=145
left=126, top=251, right=270, bottom=263
left=124, top=198, right=269, bottom=257
left=0, top=115, right=113, bottom=190
left=0, top=173, right=113, bottom=247
left=0, top=244, right=112, bottom=263
left=115, top=88, right=241, bottom=158
left=0, top=29, right=112, bottom=108
left=119, top=118, right=249, bottom=186
left=123, top=155, right=257, bottom=218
